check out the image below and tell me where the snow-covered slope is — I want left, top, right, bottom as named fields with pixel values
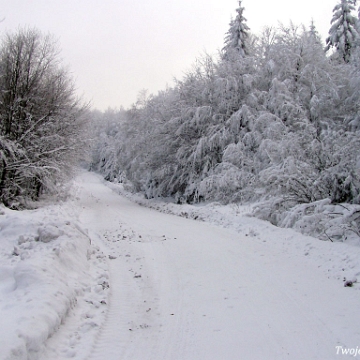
left=1, top=170, right=360, bottom=359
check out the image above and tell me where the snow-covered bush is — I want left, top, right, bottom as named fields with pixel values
left=279, top=199, right=360, bottom=244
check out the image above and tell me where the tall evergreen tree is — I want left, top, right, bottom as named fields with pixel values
left=326, top=0, right=360, bottom=62
left=223, top=1, right=250, bottom=57
left=309, top=19, right=322, bottom=45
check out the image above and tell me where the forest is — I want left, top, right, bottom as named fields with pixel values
left=1, top=0, right=360, bottom=242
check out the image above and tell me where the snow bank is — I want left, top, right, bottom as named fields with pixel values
left=111, top=180, right=360, bottom=246
left=0, top=201, right=109, bottom=360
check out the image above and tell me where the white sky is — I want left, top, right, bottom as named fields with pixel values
left=1, top=0, right=336, bottom=110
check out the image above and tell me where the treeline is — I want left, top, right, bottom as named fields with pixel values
left=0, top=28, right=88, bottom=208
left=91, top=1, right=360, bottom=234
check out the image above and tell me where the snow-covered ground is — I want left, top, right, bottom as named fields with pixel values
left=1, top=170, right=360, bottom=360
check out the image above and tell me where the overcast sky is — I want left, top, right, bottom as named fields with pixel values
left=1, top=0, right=336, bottom=111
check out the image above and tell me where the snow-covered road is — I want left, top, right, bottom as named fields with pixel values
left=44, top=171, right=358, bottom=360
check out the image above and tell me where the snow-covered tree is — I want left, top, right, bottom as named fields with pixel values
left=0, top=28, right=88, bottom=207
left=89, top=108, right=125, bottom=181
left=90, top=3, right=360, bottom=241
left=326, top=0, right=360, bottom=62
left=223, top=1, right=250, bottom=58
left=308, top=19, right=322, bottom=45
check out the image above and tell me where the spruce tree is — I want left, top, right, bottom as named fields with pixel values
left=326, top=0, right=360, bottom=62
left=309, top=19, right=322, bottom=45
left=223, top=1, right=250, bottom=58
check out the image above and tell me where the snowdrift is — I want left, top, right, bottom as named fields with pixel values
left=0, top=199, right=109, bottom=360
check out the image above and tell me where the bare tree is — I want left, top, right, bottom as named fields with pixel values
left=0, top=28, right=88, bottom=207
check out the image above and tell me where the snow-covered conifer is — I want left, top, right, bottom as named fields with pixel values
left=326, top=0, right=360, bottom=62
left=309, top=19, right=322, bottom=45
left=223, top=1, right=250, bottom=58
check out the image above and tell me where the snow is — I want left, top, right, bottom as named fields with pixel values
left=1, top=170, right=360, bottom=359
left=0, top=177, right=109, bottom=360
